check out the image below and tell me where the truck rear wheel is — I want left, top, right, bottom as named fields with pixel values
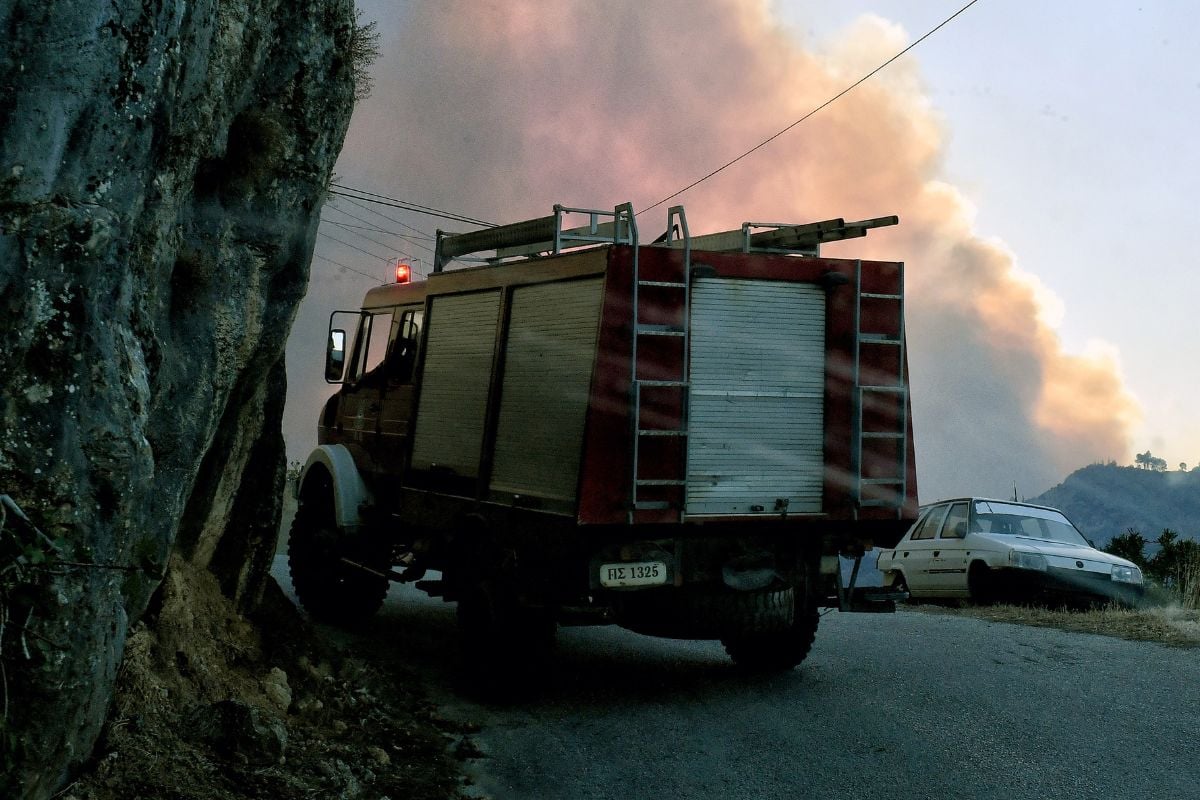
left=720, top=591, right=819, bottom=671
left=456, top=574, right=556, bottom=696
left=288, top=474, right=390, bottom=625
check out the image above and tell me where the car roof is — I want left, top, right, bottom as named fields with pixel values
left=917, top=497, right=1065, bottom=515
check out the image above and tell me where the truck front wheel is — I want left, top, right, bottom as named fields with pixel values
left=288, top=474, right=390, bottom=625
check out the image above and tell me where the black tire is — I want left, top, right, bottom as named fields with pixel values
left=615, top=586, right=795, bottom=639
left=967, top=562, right=999, bottom=606
left=288, top=473, right=390, bottom=625
left=892, top=572, right=910, bottom=600
left=452, top=533, right=556, bottom=697
left=721, top=597, right=819, bottom=672
left=456, top=574, right=556, bottom=698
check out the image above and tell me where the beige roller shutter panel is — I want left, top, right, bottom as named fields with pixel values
left=490, top=278, right=604, bottom=501
left=411, top=290, right=502, bottom=476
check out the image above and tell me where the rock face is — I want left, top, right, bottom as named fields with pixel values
left=0, top=1, right=356, bottom=796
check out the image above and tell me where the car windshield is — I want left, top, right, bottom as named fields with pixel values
left=970, top=501, right=1090, bottom=547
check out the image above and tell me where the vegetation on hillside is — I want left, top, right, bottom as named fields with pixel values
left=1105, top=528, right=1200, bottom=609
left=1031, top=461, right=1200, bottom=546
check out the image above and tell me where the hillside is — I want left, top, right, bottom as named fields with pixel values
left=1030, top=464, right=1200, bottom=545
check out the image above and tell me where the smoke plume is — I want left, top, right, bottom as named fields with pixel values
left=289, top=0, right=1140, bottom=499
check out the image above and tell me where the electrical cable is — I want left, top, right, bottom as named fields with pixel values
left=311, top=252, right=383, bottom=284
left=323, top=205, right=435, bottom=245
left=639, top=0, right=981, bottom=215
left=338, top=195, right=434, bottom=241
left=328, top=184, right=495, bottom=227
left=322, top=218, right=429, bottom=242
left=323, top=219, right=415, bottom=263
left=317, top=230, right=395, bottom=265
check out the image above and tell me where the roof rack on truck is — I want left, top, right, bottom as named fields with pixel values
left=433, top=204, right=898, bottom=271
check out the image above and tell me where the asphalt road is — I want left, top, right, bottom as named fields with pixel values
left=271, top=558, right=1200, bottom=800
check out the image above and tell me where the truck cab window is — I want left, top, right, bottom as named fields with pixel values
left=350, top=309, right=396, bottom=384
left=383, top=307, right=423, bottom=385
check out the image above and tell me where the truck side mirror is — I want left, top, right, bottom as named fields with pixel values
left=325, top=329, right=347, bottom=382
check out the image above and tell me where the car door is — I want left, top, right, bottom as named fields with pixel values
left=897, top=503, right=950, bottom=595
left=928, top=501, right=970, bottom=594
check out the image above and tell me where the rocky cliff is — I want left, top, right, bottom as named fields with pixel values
left=0, top=1, right=356, bottom=795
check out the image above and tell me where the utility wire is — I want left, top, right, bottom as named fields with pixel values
left=324, top=218, right=415, bottom=263
left=317, top=230, right=395, bottom=264
left=312, top=252, right=383, bottom=284
left=323, top=205, right=434, bottom=243
left=322, top=218, right=429, bottom=241
left=340, top=195, right=434, bottom=239
left=339, top=195, right=434, bottom=241
left=640, top=0, right=981, bottom=215
left=322, top=205, right=436, bottom=256
left=329, top=183, right=496, bottom=227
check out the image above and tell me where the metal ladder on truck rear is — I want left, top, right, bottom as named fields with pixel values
left=630, top=207, right=692, bottom=521
left=852, top=262, right=909, bottom=516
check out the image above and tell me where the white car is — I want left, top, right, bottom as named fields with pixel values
left=876, top=498, right=1144, bottom=606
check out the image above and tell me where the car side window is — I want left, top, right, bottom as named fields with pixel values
left=940, top=502, right=969, bottom=539
left=912, top=505, right=949, bottom=540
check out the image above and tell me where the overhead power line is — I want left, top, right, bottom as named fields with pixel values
left=323, top=206, right=434, bottom=244
left=329, top=183, right=496, bottom=227
left=323, top=218, right=416, bottom=263
left=338, top=195, right=434, bottom=241
left=312, top=252, right=382, bottom=284
left=640, top=0, right=982, bottom=215
left=322, top=218, right=426, bottom=240
left=317, top=230, right=395, bottom=264
left=322, top=205, right=436, bottom=256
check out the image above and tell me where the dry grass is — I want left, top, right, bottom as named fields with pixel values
left=911, top=602, right=1200, bottom=648
left=1180, top=555, right=1200, bottom=610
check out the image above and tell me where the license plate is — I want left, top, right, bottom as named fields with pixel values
left=599, top=561, right=668, bottom=588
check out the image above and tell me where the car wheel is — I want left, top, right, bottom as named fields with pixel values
left=967, top=562, right=999, bottom=606
left=892, top=571, right=910, bottom=601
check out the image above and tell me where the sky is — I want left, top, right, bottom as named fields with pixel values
left=284, top=0, right=1199, bottom=502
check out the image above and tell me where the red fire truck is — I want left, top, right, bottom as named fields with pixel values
left=291, top=203, right=916, bottom=673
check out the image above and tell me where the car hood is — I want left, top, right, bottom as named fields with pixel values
left=974, top=534, right=1137, bottom=569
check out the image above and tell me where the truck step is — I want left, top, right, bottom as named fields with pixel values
left=859, top=384, right=906, bottom=393
left=633, top=500, right=673, bottom=510
left=861, top=478, right=904, bottom=486
left=638, top=280, right=687, bottom=288
left=636, top=379, right=689, bottom=388
left=859, top=333, right=901, bottom=344
left=638, top=429, right=688, bottom=437
left=861, top=292, right=902, bottom=300
left=637, top=325, right=686, bottom=337
left=842, top=586, right=906, bottom=613
left=635, top=479, right=686, bottom=486
left=861, top=431, right=905, bottom=439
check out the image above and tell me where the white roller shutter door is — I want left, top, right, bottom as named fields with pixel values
left=687, top=278, right=826, bottom=515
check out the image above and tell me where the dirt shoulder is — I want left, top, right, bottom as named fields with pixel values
left=908, top=601, right=1200, bottom=648
left=60, top=560, right=473, bottom=800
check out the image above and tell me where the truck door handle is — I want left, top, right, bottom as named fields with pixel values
left=932, top=550, right=940, bottom=557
